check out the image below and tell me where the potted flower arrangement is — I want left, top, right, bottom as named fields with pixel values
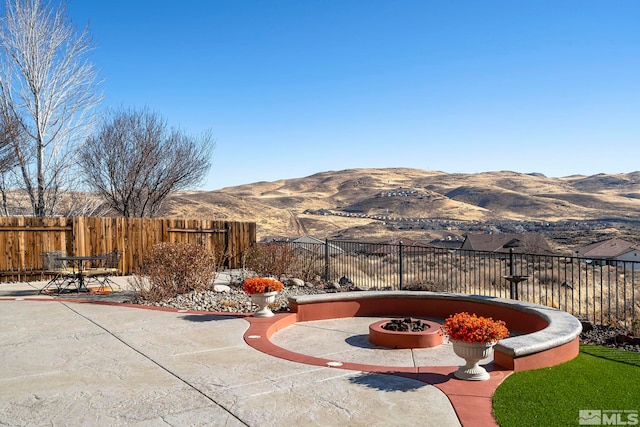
left=441, top=312, right=509, bottom=381
left=242, top=277, right=284, bottom=317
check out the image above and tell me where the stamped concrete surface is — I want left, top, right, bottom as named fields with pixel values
left=270, top=317, right=492, bottom=368
left=0, top=287, right=461, bottom=426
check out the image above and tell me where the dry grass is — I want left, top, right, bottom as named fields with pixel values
left=162, top=168, right=640, bottom=242
left=277, top=247, right=639, bottom=331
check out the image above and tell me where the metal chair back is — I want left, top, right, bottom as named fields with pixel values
left=103, top=250, right=120, bottom=270
left=41, top=251, right=67, bottom=273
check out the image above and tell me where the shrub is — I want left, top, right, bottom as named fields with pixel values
left=289, top=253, right=324, bottom=281
left=243, top=243, right=295, bottom=279
left=133, top=242, right=216, bottom=302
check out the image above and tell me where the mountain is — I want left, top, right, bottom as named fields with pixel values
left=161, top=168, right=640, bottom=248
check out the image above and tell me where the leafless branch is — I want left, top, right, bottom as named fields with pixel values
left=0, top=0, right=102, bottom=217
left=78, top=108, right=214, bottom=218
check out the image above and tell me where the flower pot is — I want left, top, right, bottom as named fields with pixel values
left=451, top=340, right=495, bottom=381
left=250, top=291, right=278, bottom=317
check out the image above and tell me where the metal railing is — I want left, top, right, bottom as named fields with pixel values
left=268, top=239, right=640, bottom=330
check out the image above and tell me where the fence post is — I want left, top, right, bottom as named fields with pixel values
left=399, top=241, right=403, bottom=290
left=324, top=238, right=330, bottom=282
left=507, top=248, right=521, bottom=300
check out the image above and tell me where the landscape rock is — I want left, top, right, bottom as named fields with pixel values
left=213, top=284, right=231, bottom=293
left=339, top=276, right=354, bottom=286
left=285, top=278, right=305, bottom=287
left=580, top=319, right=594, bottom=333
left=615, top=334, right=640, bottom=345
left=326, top=282, right=340, bottom=290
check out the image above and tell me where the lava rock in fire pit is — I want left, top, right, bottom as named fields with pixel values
left=381, top=318, right=430, bottom=332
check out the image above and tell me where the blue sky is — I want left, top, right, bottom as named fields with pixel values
left=66, top=1, right=640, bottom=190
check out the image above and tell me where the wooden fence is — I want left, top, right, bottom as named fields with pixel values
left=0, top=217, right=256, bottom=281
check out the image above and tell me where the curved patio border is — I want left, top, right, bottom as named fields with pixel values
left=287, top=291, right=583, bottom=371
left=243, top=291, right=581, bottom=427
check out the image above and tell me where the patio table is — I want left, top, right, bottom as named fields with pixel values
left=54, top=255, right=106, bottom=293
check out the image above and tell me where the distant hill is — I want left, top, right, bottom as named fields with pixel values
left=161, top=168, right=640, bottom=248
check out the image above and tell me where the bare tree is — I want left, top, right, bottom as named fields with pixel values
left=54, top=191, right=112, bottom=218
left=0, top=110, right=20, bottom=215
left=78, top=108, right=214, bottom=218
left=0, top=110, right=18, bottom=172
left=0, top=0, right=102, bottom=217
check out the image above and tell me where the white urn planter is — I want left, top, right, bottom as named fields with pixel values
left=451, top=340, right=495, bottom=381
left=250, top=291, right=278, bottom=317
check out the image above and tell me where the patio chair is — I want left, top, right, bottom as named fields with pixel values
left=38, top=251, right=76, bottom=294
left=85, top=250, right=121, bottom=293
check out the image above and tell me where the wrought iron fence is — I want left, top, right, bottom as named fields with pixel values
left=268, top=239, right=640, bottom=330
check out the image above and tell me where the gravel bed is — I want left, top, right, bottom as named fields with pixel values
left=580, top=323, right=640, bottom=353
left=133, top=283, right=334, bottom=314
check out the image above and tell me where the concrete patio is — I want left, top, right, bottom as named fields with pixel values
left=0, top=279, right=509, bottom=426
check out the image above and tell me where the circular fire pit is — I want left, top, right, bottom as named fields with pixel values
left=369, top=318, right=443, bottom=349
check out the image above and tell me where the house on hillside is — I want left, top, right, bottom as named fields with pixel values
left=330, top=240, right=383, bottom=255
left=461, top=233, right=555, bottom=255
left=292, top=236, right=344, bottom=256
left=574, top=238, right=640, bottom=266
left=429, top=235, right=464, bottom=250
left=370, top=237, right=432, bottom=255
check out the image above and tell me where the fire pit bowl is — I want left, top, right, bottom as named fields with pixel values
left=369, top=318, right=443, bottom=349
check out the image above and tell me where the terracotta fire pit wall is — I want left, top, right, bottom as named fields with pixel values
left=288, top=291, right=582, bottom=372
left=289, top=296, right=548, bottom=333
left=368, top=319, right=443, bottom=349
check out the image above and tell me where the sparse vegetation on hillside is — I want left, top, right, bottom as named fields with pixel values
left=160, top=168, right=640, bottom=249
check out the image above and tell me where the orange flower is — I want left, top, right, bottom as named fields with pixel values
left=440, top=312, right=509, bottom=344
left=242, top=277, right=284, bottom=294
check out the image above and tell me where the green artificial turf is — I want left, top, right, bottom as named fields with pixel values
left=493, top=345, right=640, bottom=427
